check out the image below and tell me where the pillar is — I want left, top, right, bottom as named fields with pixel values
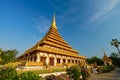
left=66, top=57, right=68, bottom=64
left=54, top=56, right=57, bottom=66
left=46, top=55, right=49, bottom=65
left=27, top=57, right=28, bottom=62
left=60, top=57, right=63, bottom=65
left=36, top=54, right=40, bottom=62
left=32, top=55, right=34, bottom=62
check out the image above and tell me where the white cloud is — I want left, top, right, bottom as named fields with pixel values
left=90, top=0, right=120, bottom=23
left=34, top=16, right=51, bottom=34
left=48, top=0, right=120, bottom=30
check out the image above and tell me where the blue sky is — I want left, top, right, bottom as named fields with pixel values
left=0, top=0, right=120, bottom=58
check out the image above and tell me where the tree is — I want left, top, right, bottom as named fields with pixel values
left=110, top=52, right=118, bottom=58
left=109, top=52, right=120, bottom=67
left=87, top=56, right=104, bottom=66
left=0, top=49, right=18, bottom=64
left=111, top=39, right=120, bottom=54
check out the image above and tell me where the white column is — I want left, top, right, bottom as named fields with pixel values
left=104, top=62, right=107, bottom=66
left=74, top=58, right=76, bottom=63
left=60, top=57, right=63, bottom=65
left=36, top=54, right=40, bottom=62
left=32, top=57, right=34, bottom=62
left=27, top=57, right=28, bottom=62
left=66, top=57, right=68, bottom=63
left=46, top=55, right=49, bottom=65
left=54, top=56, right=57, bottom=66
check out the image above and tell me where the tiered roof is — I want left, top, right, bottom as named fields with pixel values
left=18, top=14, right=86, bottom=59
left=102, top=53, right=112, bottom=62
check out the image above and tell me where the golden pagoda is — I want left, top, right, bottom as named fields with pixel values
left=102, top=52, right=112, bottom=66
left=18, top=14, right=86, bottom=67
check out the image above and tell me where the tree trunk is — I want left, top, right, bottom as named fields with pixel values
left=117, top=47, right=120, bottom=54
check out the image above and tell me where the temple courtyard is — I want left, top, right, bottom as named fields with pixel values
left=88, top=68, right=120, bottom=80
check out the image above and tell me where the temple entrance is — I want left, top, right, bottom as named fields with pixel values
left=49, top=58, right=54, bottom=66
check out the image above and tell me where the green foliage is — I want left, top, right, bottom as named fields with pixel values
left=97, top=65, right=115, bottom=73
left=111, top=39, right=120, bottom=54
left=110, top=52, right=120, bottom=67
left=108, top=65, right=115, bottom=70
left=0, top=49, right=18, bottom=64
left=87, top=56, right=104, bottom=65
left=19, top=71, right=41, bottom=80
left=0, top=67, right=42, bottom=80
left=66, top=65, right=81, bottom=80
left=81, top=69, right=90, bottom=79
left=0, top=67, right=18, bottom=80
left=110, top=52, right=118, bottom=58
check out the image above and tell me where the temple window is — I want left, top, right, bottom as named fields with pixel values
left=72, top=60, right=74, bottom=63
left=40, top=57, right=46, bottom=62
left=63, top=59, right=66, bottom=63
left=75, top=60, right=77, bottom=63
left=57, top=59, right=60, bottom=63
left=68, top=59, right=70, bottom=63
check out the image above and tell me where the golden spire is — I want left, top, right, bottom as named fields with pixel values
left=51, top=12, right=57, bottom=29
left=102, top=48, right=107, bottom=56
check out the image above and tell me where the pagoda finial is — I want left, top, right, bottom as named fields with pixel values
left=102, top=48, right=107, bottom=56
left=51, top=12, right=57, bottom=29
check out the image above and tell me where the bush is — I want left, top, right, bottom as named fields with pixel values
left=81, top=69, right=90, bottom=79
left=0, top=67, right=43, bottom=80
left=97, top=65, right=115, bottom=73
left=108, top=65, right=115, bottom=70
left=19, top=71, right=42, bottom=80
left=0, top=67, right=18, bottom=80
left=66, top=65, right=81, bottom=80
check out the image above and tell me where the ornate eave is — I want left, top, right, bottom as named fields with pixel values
left=18, top=46, right=86, bottom=59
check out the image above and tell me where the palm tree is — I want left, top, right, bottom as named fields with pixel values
left=111, top=39, right=120, bottom=54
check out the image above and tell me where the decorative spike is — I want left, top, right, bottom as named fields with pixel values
left=102, top=48, right=107, bottom=56
left=104, top=52, right=107, bottom=56
left=51, top=12, right=57, bottom=29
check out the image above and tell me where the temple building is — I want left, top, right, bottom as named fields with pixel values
left=102, top=52, right=112, bottom=66
left=18, top=14, right=86, bottom=68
